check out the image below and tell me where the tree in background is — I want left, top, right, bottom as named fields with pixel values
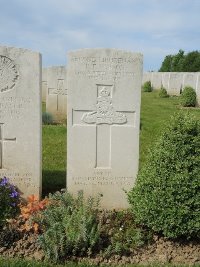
left=159, top=50, right=200, bottom=72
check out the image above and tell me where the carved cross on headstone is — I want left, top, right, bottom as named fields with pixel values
left=72, top=85, right=135, bottom=169
left=0, top=123, right=16, bottom=169
left=48, top=79, right=67, bottom=111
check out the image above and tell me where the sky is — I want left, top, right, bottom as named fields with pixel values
left=0, top=0, right=200, bottom=71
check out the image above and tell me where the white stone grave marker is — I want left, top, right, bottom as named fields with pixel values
left=46, top=66, right=67, bottom=121
left=0, top=46, right=41, bottom=198
left=67, top=48, right=143, bottom=209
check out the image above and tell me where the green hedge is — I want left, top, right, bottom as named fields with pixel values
left=128, top=112, right=200, bottom=239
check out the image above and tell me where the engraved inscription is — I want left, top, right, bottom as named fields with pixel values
left=0, top=171, right=35, bottom=188
left=82, top=85, right=127, bottom=125
left=0, top=56, right=18, bottom=92
left=72, top=176, right=133, bottom=186
left=0, top=97, right=31, bottom=119
left=70, top=56, right=138, bottom=81
left=0, top=123, right=16, bottom=169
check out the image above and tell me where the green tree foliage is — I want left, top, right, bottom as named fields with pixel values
left=159, top=50, right=200, bottom=72
left=128, top=112, right=200, bottom=239
left=181, top=51, right=200, bottom=72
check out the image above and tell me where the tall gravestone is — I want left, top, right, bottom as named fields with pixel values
left=67, top=49, right=143, bottom=209
left=46, top=66, right=67, bottom=121
left=0, top=46, right=42, bottom=198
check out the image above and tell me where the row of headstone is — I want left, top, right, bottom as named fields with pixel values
left=143, top=72, right=200, bottom=103
left=0, top=46, right=143, bottom=209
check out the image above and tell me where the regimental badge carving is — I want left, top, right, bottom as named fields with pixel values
left=0, top=56, right=19, bottom=92
left=82, top=85, right=127, bottom=125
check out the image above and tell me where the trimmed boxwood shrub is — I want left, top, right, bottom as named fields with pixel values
left=128, top=112, right=200, bottom=239
left=180, top=86, right=196, bottom=107
left=142, top=81, right=153, bottom=92
left=159, top=86, right=169, bottom=98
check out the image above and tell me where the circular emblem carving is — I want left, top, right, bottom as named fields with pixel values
left=0, top=56, right=18, bottom=92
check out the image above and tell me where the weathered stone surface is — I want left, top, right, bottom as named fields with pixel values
left=142, top=72, right=152, bottom=85
left=0, top=46, right=42, bottom=198
left=183, top=72, right=198, bottom=89
left=67, top=48, right=143, bottom=209
left=151, top=72, right=162, bottom=90
left=46, top=66, right=67, bottom=121
left=161, top=72, right=170, bottom=90
left=168, top=72, right=183, bottom=95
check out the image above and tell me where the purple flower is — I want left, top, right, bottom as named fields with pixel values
left=0, top=177, right=9, bottom=186
left=10, top=190, right=19, bottom=198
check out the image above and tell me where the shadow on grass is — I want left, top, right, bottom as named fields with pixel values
left=42, top=170, right=66, bottom=198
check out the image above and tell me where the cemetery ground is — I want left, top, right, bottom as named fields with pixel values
left=1, top=91, right=200, bottom=267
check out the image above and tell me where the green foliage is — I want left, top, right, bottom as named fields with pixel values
left=159, top=55, right=173, bottom=72
left=142, top=81, right=152, bottom=92
left=159, top=49, right=200, bottom=72
left=99, top=211, right=149, bottom=257
left=181, top=51, right=200, bottom=72
left=180, top=86, right=196, bottom=107
left=0, top=177, right=20, bottom=227
left=158, top=86, right=169, bottom=98
left=42, top=112, right=54, bottom=125
left=128, top=112, right=200, bottom=239
left=37, top=191, right=100, bottom=262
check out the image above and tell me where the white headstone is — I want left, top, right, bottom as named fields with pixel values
left=67, top=48, right=143, bottom=209
left=183, top=72, right=198, bottom=89
left=168, top=72, right=183, bottom=95
left=42, top=68, right=47, bottom=102
left=0, top=46, right=41, bottom=198
left=161, top=72, right=170, bottom=90
left=151, top=72, right=162, bottom=90
left=142, top=72, right=152, bottom=85
left=46, top=66, right=67, bottom=121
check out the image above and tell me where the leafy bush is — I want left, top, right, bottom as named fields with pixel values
left=99, top=211, right=148, bottom=257
left=42, top=112, right=54, bottom=125
left=0, top=177, right=20, bottom=227
left=159, top=86, right=169, bottom=98
left=142, top=81, right=153, bottom=92
left=128, top=112, right=200, bottom=239
left=180, top=86, right=196, bottom=107
left=37, top=191, right=100, bottom=262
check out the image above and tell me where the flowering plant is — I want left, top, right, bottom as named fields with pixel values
left=0, top=176, right=20, bottom=227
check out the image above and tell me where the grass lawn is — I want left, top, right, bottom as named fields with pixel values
left=42, top=91, right=200, bottom=195
left=140, top=91, right=200, bottom=167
